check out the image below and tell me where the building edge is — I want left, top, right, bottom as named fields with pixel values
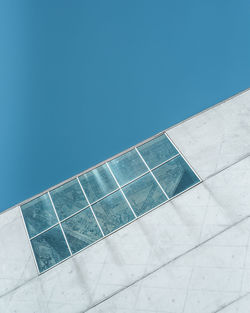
left=3, top=86, right=250, bottom=214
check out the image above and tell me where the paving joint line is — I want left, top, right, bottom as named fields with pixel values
left=212, top=292, right=250, bottom=313
left=81, top=215, right=250, bottom=313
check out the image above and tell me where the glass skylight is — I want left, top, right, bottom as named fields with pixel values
left=21, top=133, right=200, bottom=273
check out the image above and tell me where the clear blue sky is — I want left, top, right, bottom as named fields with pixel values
left=1, top=0, right=250, bottom=211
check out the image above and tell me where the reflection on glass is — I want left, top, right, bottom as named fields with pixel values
left=108, top=150, right=147, bottom=186
left=153, top=155, right=199, bottom=198
left=79, top=164, right=118, bottom=203
left=137, top=135, right=178, bottom=169
left=123, top=173, right=167, bottom=216
left=31, top=225, right=70, bottom=272
left=62, top=207, right=103, bottom=254
left=21, top=194, right=58, bottom=238
left=50, top=179, right=88, bottom=220
left=92, top=191, right=134, bottom=235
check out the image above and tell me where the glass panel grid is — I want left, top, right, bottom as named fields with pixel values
left=105, top=162, right=137, bottom=218
left=20, top=132, right=200, bottom=274
left=135, top=147, right=170, bottom=201
left=108, top=149, right=148, bottom=186
left=76, top=177, right=105, bottom=237
left=31, top=225, right=71, bottom=273
left=21, top=193, right=58, bottom=238
left=122, top=172, right=167, bottom=216
left=153, top=155, right=200, bottom=198
left=62, top=207, right=103, bottom=254
left=137, top=134, right=178, bottom=169
left=79, top=164, right=118, bottom=204
left=47, top=191, right=73, bottom=256
left=92, top=190, right=135, bottom=236
left=50, top=179, right=88, bottom=220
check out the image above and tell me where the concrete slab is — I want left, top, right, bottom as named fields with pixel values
left=2, top=90, right=250, bottom=312
left=168, top=89, right=250, bottom=179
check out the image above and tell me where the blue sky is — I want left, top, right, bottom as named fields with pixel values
left=1, top=0, right=250, bottom=211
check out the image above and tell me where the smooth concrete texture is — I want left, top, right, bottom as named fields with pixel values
left=0, top=207, right=37, bottom=297
left=168, top=89, right=250, bottom=180
left=87, top=216, right=250, bottom=313
left=1, top=89, right=250, bottom=312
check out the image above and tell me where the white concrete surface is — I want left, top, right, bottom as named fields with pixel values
left=1, top=88, right=250, bottom=312
left=168, top=89, right=250, bottom=180
left=0, top=207, right=37, bottom=297
left=87, top=216, right=250, bottom=313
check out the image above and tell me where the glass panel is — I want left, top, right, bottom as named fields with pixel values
left=50, top=179, right=88, bottom=220
left=62, top=207, right=103, bottom=254
left=108, top=149, right=147, bottom=186
left=21, top=194, right=58, bottom=238
left=137, top=134, right=178, bottom=169
left=31, top=225, right=70, bottom=272
left=92, top=190, right=135, bottom=235
left=122, top=173, right=167, bottom=216
left=79, top=164, right=118, bottom=203
left=153, top=155, right=199, bottom=198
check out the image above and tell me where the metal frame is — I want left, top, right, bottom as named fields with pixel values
left=25, top=150, right=181, bottom=242
left=48, top=192, right=73, bottom=255
left=165, top=133, right=202, bottom=182
left=106, top=163, right=137, bottom=218
left=19, top=132, right=202, bottom=275
left=135, top=147, right=170, bottom=200
left=76, top=177, right=105, bottom=237
left=19, top=206, right=40, bottom=274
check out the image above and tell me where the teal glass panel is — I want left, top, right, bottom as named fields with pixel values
left=79, top=164, right=118, bottom=203
left=153, top=155, right=199, bottom=198
left=108, top=150, right=147, bottom=186
left=137, top=135, right=178, bottom=169
left=31, top=225, right=70, bottom=272
left=62, top=207, right=103, bottom=254
left=122, top=173, right=167, bottom=216
left=92, top=190, right=134, bottom=235
left=50, top=179, right=88, bottom=220
left=21, top=194, right=57, bottom=238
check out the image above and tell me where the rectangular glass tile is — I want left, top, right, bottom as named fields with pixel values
left=79, top=164, right=118, bottom=203
left=108, top=149, right=147, bottom=186
left=137, top=134, right=178, bottom=169
left=21, top=194, right=58, bottom=238
left=122, top=173, right=167, bottom=216
left=92, top=190, right=135, bottom=235
left=153, top=155, right=200, bottom=198
left=31, top=225, right=70, bottom=272
left=62, top=207, right=103, bottom=254
left=50, top=179, right=88, bottom=220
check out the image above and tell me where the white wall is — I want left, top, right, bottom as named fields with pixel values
left=1, top=89, right=250, bottom=313
left=0, top=207, right=37, bottom=300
